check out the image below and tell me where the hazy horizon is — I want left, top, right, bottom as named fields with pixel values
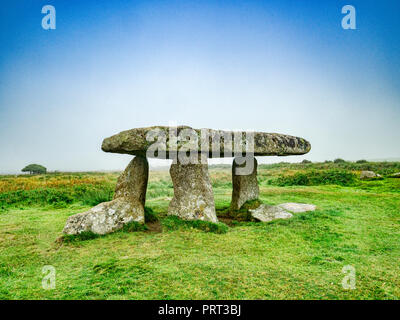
left=1, top=0, right=399, bottom=174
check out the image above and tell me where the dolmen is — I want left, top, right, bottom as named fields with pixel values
left=63, top=126, right=311, bottom=235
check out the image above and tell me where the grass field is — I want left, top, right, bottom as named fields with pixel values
left=0, top=161, right=399, bottom=299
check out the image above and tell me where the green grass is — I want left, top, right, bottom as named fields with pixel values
left=161, top=216, right=228, bottom=234
left=61, top=230, right=101, bottom=243
left=0, top=163, right=399, bottom=299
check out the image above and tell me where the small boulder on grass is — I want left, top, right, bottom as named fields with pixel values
left=250, top=204, right=293, bottom=222
left=277, top=203, right=317, bottom=213
left=360, top=171, right=383, bottom=180
left=250, top=203, right=316, bottom=222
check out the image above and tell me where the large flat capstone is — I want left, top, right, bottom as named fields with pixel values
left=101, top=126, right=311, bottom=158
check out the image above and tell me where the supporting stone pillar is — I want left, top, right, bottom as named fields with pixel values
left=113, top=155, right=148, bottom=206
left=168, top=160, right=218, bottom=223
left=63, top=156, right=149, bottom=235
left=230, top=156, right=259, bottom=210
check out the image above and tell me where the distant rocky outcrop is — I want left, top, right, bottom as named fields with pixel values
left=360, top=171, right=382, bottom=180
left=389, top=172, right=400, bottom=178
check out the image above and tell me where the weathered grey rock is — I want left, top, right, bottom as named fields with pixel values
left=277, top=203, right=316, bottom=213
left=250, top=204, right=293, bottom=222
left=168, top=160, right=217, bottom=222
left=360, top=171, right=382, bottom=180
left=102, top=126, right=311, bottom=158
left=230, top=156, right=259, bottom=210
left=63, top=156, right=148, bottom=235
left=62, top=198, right=144, bottom=235
left=113, top=156, right=149, bottom=204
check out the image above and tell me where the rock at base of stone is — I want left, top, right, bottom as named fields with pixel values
left=360, top=171, right=382, bottom=180
left=62, top=156, right=149, bottom=235
left=230, top=156, right=259, bottom=210
left=63, top=198, right=144, bottom=235
left=168, top=162, right=217, bottom=223
left=277, top=203, right=316, bottom=213
left=250, top=204, right=293, bottom=222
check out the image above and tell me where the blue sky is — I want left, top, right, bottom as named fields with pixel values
left=0, top=0, right=399, bottom=172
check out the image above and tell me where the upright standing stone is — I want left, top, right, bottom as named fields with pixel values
left=230, top=156, right=259, bottom=210
left=168, top=160, right=218, bottom=223
left=63, top=156, right=149, bottom=235
left=113, top=156, right=148, bottom=206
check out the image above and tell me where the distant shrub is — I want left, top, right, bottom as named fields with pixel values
left=274, top=170, right=357, bottom=186
left=161, top=216, right=228, bottom=234
left=21, top=164, right=47, bottom=174
left=356, top=160, right=368, bottom=164
left=334, top=158, right=346, bottom=164
left=301, top=160, right=312, bottom=164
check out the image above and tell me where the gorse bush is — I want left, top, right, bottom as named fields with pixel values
left=0, top=174, right=107, bottom=193
left=274, top=170, right=357, bottom=186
